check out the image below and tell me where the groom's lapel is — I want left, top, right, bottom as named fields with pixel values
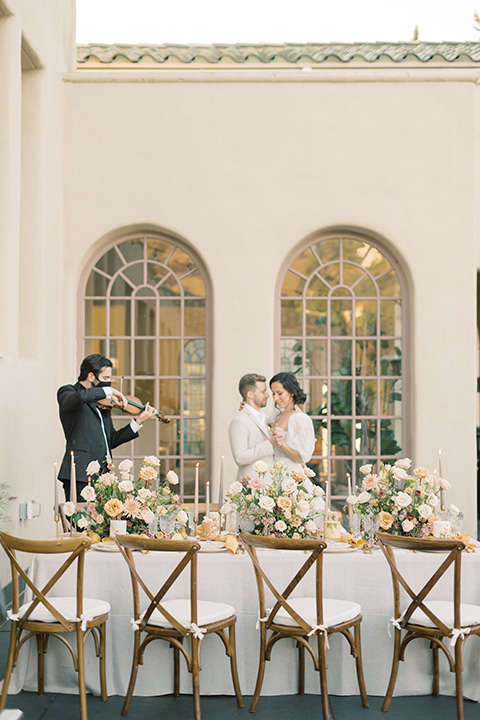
left=243, top=406, right=269, bottom=438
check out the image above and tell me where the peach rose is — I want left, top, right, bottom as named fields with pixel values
left=104, top=498, right=124, bottom=518
left=378, top=511, right=394, bottom=530
left=277, top=496, right=292, bottom=511
left=139, top=466, right=158, bottom=483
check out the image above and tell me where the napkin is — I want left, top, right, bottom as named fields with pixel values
left=456, top=532, right=476, bottom=552
left=216, top=534, right=239, bottom=554
left=339, top=533, right=365, bottom=549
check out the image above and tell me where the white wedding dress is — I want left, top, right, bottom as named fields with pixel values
left=273, top=412, right=317, bottom=493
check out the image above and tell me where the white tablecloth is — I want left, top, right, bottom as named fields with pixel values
left=8, top=544, right=480, bottom=700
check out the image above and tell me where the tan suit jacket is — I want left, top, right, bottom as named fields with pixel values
left=228, top=405, right=274, bottom=482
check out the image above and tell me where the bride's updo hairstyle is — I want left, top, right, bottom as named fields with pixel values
left=269, top=372, right=307, bottom=406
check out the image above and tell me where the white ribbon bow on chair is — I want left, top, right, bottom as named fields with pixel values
left=256, top=608, right=271, bottom=630
left=190, top=623, right=207, bottom=640
left=387, top=616, right=403, bottom=638
left=6, top=610, right=19, bottom=622
left=130, top=612, right=145, bottom=632
left=307, top=624, right=330, bottom=648
left=450, top=627, right=471, bottom=647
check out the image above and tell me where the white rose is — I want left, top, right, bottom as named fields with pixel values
left=253, top=460, right=269, bottom=474
left=427, top=493, right=439, bottom=507
left=176, top=509, right=188, bottom=525
left=274, top=520, right=287, bottom=532
left=394, top=492, right=411, bottom=508
left=356, top=491, right=371, bottom=504
left=118, top=480, right=134, bottom=493
left=402, top=519, right=414, bottom=533
left=296, top=500, right=310, bottom=518
left=281, top=478, right=297, bottom=494
left=120, top=472, right=131, bottom=483
left=305, top=519, right=317, bottom=535
left=80, top=485, right=96, bottom=502
left=77, top=516, right=88, bottom=529
left=221, top=502, right=233, bottom=514
left=360, top=464, right=372, bottom=475
left=392, top=467, right=408, bottom=481
left=143, top=455, right=161, bottom=467
left=86, top=460, right=101, bottom=477
left=137, top=487, right=152, bottom=500
left=63, top=501, right=76, bottom=517
left=259, top=496, right=275, bottom=512
left=229, top=481, right=243, bottom=495
left=395, top=458, right=412, bottom=470
left=439, top=477, right=451, bottom=491
left=118, top=459, right=133, bottom=473
left=418, top=503, right=433, bottom=519
left=313, top=485, right=325, bottom=497
left=166, top=470, right=179, bottom=485
left=425, top=474, right=436, bottom=488
left=346, top=494, right=358, bottom=505
left=447, top=503, right=459, bottom=515
left=304, top=467, right=316, bottom=478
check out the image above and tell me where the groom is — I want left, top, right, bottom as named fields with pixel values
left=228, top=373, right=279, bottom=482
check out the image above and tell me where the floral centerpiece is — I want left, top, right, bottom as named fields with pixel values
left=347, top=458, right=454, bottom=537
left=64, top=456, right=188, bottom=539
left=221, top=460, right=324, bottom=538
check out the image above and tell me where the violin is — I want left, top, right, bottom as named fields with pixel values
left=97, top=394, right=171, bottom=424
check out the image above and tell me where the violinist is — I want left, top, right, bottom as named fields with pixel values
left=57, top=353, right=157, bottom=502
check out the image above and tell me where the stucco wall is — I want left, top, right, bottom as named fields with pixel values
left=62, top=72, right=478, bottom=533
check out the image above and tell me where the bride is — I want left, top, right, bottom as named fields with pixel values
left=269, top=372, right=317, bottom=492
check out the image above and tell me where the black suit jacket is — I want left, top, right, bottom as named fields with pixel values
left=57, top=382, right=139, bottom=500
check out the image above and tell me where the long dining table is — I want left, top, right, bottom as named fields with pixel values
left=7, top=540, right=480, bottom=701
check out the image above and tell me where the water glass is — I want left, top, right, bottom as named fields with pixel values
left=349, top=510, right=361, bottom=538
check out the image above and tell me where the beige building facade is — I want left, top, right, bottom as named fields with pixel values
left=1, top=1, right=480, bottom=585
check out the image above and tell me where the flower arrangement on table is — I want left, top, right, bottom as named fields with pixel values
left=221, top=460, right=325, bottom=538
left=63, top=456, right=188, bottom=539
left=347, top=458, right=457, bottom=538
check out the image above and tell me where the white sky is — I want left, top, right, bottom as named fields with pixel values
left=76, top=0, right=480, bottom=45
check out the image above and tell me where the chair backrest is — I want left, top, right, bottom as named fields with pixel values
left=377, top=532, right=466, bottom=634
left=115, top=534, right=201, bottom=636
left=0, top=532, right=91, bottom=630
left=240, top=533, right=327, bottom=633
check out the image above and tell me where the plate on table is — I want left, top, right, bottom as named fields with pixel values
left=324, top=542, right=357, bottom=554
left=198, top=540, right=227, bottom=553
left=91, top=542, right=120, bottom=552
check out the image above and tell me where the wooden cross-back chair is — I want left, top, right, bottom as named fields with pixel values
left=377, top=532, right=480, bottom=720
left=115, top=534, right=243, bottom=720
left=240, top=533, right=368, bottom=720
left=0, top=532, right=110, bottom=720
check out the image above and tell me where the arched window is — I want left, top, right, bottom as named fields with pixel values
left=278, top=232, right=407, bottom=511
left=81, top=232, right=210, bottom=499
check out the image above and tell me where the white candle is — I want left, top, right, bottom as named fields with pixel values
left=194, top=463, right=199, bottom=521
left=70, top=451, right=77, bottom=506
left=347, top=473, right=352, bottom=498
left=325, top=480, right=330, bottom=513
left=206, top=481, right=210, bottom=518
left=218, top=456, right=225, bottom=506
left=54, top=463, right=59, bottom=517
left=439, top=449, right=444, bottom=507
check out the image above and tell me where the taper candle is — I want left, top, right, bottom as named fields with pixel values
left=439, top=450, right=444, bottom=507
left=70, top=451, right=77, bottom=506
left=325, top=480, right=330, bottom=513
left=206, top=481, right=210, bottom=518
left=218, top=456, right=225, bottom=506
left=54, top=462, right=59, bottom=517
left=347, top=473, right=352, bottom=498
left=194, top=463, right=199, bottom=521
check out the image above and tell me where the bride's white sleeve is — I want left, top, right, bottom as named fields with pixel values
left=288, top=413, right=315, bottom=463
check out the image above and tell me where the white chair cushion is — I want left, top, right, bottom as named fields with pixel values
left=16, top=596, right=111, bottom=625
left=144, top=599, right=235, bottom=629
left=276, top=597, right=361, bottom=628
left=409, top=600, right=480, bottom=629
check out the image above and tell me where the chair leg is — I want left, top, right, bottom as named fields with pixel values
left=298, top=642, right=305, bottom=695
left=76, top=626, right=88, bottom=720
left=36, top=633, right=45, bottom=695
left=121, top=630, right=141, bottom=716
left=432, top=641, right=439, bottom=696
left=0, top=623, right=18, bottom=709
left=249, top=627, right=267, bottom=714
left=99, top=622, right=108, bottom=702
left=173, top=643, right=181, bottom=697
left=228, top=622, right=244, bottom=708
left=317, top=634, right=330, bottom=720
left=382, top=629, right=402, bottom=712
left=454, top=640, right=465, bottom=720
left=353, top=623, right=369, bottom=708
left=191, top=636, right=201, bottom=720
